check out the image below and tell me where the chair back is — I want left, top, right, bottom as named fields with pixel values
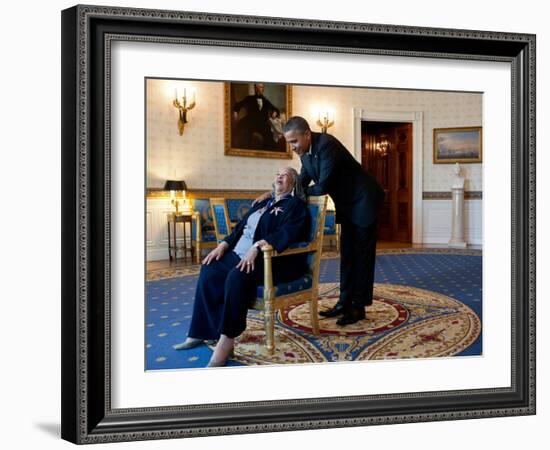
left=210, top=198, right=232, bottom=242
left=324, top=210, right=336, bottom=235
left=305, top=195, right=328, bottom=269
left=226, top=198, right=254, bottom=223
left=306, top=195, right=328, bottom=243
left=191, top=198, right=214, bottom=240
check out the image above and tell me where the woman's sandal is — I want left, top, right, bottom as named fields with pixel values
left=173, top=337, right=203, bottom=350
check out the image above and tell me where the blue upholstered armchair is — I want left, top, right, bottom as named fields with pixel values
left=190, top=198, right=217, bottom=263
left=226, top=198, right=253, bottom=227
left=323, top=210, right=340, bottom=252
left=210, top=197, right=254, bottom=241
left=210, top=198, right=232, bottom=242
left=192, top=196, right=256, bottom=264
left=251, top=195, right=328, bottom=354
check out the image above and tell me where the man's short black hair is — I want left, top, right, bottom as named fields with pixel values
left=283, top=116, right=311, bottom=134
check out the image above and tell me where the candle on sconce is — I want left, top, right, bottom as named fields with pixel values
left=171, top=85, right=197, bottom=136
left=316, top=108, right=334, bottom=133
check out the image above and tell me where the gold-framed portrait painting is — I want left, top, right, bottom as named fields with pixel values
left=224, top=82, right=292, bottom=159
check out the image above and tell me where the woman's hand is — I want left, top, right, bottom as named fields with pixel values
left=236, top=246, right=259, bottom=273
left=235, top=240, right=269, bottom=273
left=254, top=239, right=269, bottom=250
left=252, top=191, right=271, bottom=206
left=202, top=241, right=229, bottom=265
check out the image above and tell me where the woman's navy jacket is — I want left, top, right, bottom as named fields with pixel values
left=223, top=195, right=310, bottom=281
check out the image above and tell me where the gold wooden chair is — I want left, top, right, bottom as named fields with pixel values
left=210, top=197, right=232, bottom=242
left=323, top=210, right=340, bottom=252
left=251, top=195, right=327, bottom=354
left=190, top=198, right=217, bottom=264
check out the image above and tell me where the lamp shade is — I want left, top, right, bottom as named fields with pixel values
left=163, top=180, right=187, bottom=191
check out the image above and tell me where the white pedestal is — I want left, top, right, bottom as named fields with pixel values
left=449, top=188, right=467, bottom=248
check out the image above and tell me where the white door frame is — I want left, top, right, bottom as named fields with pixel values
left=352, top=108, right=424, bottom=243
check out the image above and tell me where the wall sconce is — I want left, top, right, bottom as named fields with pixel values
left=316, top=109, right=334, bottom=133
left=163, top=180, right=192, bottom=216
left=375, top=135, right=391, bottom=157
left=172, top=88, right=196, bottom=136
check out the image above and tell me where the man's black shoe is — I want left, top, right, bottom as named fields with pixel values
left=336, top=307, right=365, bottom=326
left=319, top=303, right=347, bottom=318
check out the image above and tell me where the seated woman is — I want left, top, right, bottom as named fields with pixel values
left=174, top=166, right=310, bottom=367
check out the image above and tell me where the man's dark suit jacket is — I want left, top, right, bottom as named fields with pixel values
left=300, top=132, right=385, bottom=228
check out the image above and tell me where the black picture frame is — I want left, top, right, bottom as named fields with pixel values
left=61, top=4, right=536, bottom=444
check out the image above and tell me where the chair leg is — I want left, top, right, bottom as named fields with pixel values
left=195, top=244, right=201, bottom=264
left=310, top=295, right=320, bottom=336
left=264, top=309, right=275, bottom=355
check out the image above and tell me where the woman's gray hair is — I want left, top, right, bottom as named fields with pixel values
left=271, top=167, right=306, bottom=202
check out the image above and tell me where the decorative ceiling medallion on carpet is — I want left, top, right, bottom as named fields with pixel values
left=357, top=283, right=481, bottom=359
left=229, top=318, right=327, bottom=365
left=283, top=283, right=409, bottom=336
left=229, top=282, right=481, bottom=365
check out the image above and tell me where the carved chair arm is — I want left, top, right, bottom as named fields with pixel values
left=259, top=242, right=318, bottom=258
left=260, top=242, right=318, bottom=296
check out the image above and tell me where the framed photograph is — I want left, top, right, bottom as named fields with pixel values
left=433, top=126, right=483, bottom=164
left=225, top=82, right=293, bottom=158
left=61, top=4, right=535, bottom=445
left=145, top=78, right=484, bottom=372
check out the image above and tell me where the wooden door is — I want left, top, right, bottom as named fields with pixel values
left=361, top=122, right=412, bottom=242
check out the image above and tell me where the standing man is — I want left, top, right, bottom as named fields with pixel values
left=283, top=116, right=385, bottom=325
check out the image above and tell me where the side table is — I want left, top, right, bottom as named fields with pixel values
left=167, top=213, right=194, bottom=262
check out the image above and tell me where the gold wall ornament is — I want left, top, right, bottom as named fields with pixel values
left=172, top=88, right=196, bottom=136
left=316, top=109, right=334, bottom=133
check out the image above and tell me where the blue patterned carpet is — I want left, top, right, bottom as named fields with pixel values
left=146, top=250, right=482, bottom=370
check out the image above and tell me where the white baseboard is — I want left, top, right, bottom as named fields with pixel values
left=422, top=199, right=482, bottom=246
left=421, top=236, right=483, bottom=246
left=146, top=247, right=170, bottom=261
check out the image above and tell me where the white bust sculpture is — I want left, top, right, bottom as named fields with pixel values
left=451, top=163, right=465, bottom=190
